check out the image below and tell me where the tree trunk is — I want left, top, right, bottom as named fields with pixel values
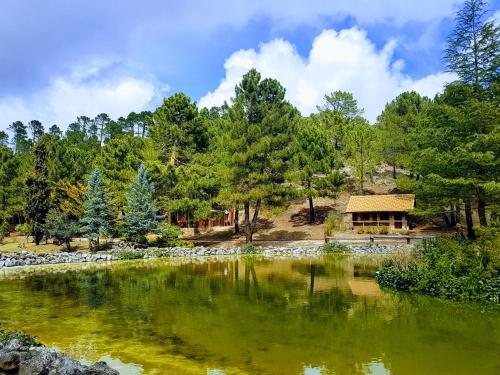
left=244, top=201, right=252, bottom=243
left=392, top=163, right=397, bottom=179
left=234, top=204, right=240, bottom=235
left=244, top=200, right=261, bottom=243
left=476, top=188, right=487, bottom=227
left=464, top=199, right=476, bottom=240
left=96, top=235, right=100, bottom=251
left=308, top=195, right=315, bottom=224
left=450, top=204, right=457, bottom=226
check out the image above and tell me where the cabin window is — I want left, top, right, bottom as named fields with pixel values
left=360, top=213, right=370, bottom=221
left=380, top=212, right=389, bottom=220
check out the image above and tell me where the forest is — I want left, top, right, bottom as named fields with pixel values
left=0, top=0, right=498, bottom=248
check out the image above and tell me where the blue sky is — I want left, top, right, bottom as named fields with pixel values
left=0, top=0, right=498, bottom=129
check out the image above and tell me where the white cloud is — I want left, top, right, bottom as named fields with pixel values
left=199, top=27, right=457, bottom=122
left=0, top=62, right=168, bottom=130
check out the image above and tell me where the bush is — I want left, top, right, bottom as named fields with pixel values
left=378, top=226, right=389, bottom=235
left=150, top=223, right=187, bottom=247
left=356, top=227, right=365, bottom=234
left=43, top=209, right=80, bottom=251
left=366, top=227, right=378, bottom=234
left=116, top=251, right=145, bottom=260
left=15, top=223, right=31, bottom=239
left=377, top=234, right=500, bottom=303
left=240, top=244, right=262, bottom=254
left=0, top=330, right=41, bottom=347
left=0, top=221, right=9, bottom=243
left=319, top=241, right=351, bottom=254
left=324, top=212, right=343, bottom=236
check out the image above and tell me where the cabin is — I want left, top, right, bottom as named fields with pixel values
left=345, top=194, right=415, bottom=230
left=171, top=208, right=235, bottom=229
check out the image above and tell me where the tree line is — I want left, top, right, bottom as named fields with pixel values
left=0, top=0, right=498, bottom=246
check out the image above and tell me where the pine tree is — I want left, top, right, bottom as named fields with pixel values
left=444, top=0, right=499, bottom=88
left=123, top=164, right=158, bottom=243
left=80, top=169, right=112, bottom=250
left=25, top=135, right=51, bottom=245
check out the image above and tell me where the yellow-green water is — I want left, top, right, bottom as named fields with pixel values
left=0, top=256, right=499, bottom=374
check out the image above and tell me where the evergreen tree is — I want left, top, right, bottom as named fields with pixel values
left=8, top=121, right=30, bottom=154
left=291, top=116, right=344, bottom=223
left=80, top=169, right=113, bottom=250
left=123, top=164, right=158, bottom=243
left=44, top=209, right=79, bottom=251
left=25, top=135, right=51, bottom=245
left=28, top=120, right=44, bottom=142
left=444, top=0, right=499, bottom=88
left=345, top=120, right=379, bottom=194
left=48, top=124, right=63, bottom=137
left=0, top=131, right=8, bottom=146
left=223, top=69, right=298, bottom=242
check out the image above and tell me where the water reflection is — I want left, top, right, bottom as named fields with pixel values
left=0, top=256, right=499, bottom=374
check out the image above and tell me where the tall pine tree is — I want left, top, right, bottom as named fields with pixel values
left=25, top=135, right=51, bottom=245
left=80, top=169, right=112, bottom=250
left=123, top=164, right=158, bottom=243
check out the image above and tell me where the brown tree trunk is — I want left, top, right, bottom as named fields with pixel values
left=392, top=163, right=396, bottom=179
left=308, top=195, right=315, bottom=224
left=244, top=200, right=261, bottom=243
left=476, top=188, right=487, bottom=227
left=234, top=203, right=240, bottom=234
left=464, top=199, right=476, bottom=240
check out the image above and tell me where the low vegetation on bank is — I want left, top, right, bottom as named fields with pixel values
left=377, top=227, right=500, bottom=303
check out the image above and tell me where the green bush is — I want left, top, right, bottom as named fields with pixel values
left=0, top=330, right=41, bottom=347
left=356, top=227, right=365, bottom=234
left=240, top=244, right=263, bottom=254
left=324, top=211, right=343, bottom=236
left=366, top=227, right=378, bottom=234
left=378, top=226, right=389, bottom=235
left=117, top=251, right=145, bottom=260
left=149, top=223, right=192, bottom=248
left=377, top=232, right=500, bottom=303
left=319, top=241, right=351, bottom=254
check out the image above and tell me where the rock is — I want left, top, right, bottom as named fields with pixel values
left=0, top=351, right=20, bottom=371
left=85, top=361, right=120, bottom=375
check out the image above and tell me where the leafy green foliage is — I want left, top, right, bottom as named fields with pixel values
left=377, top=233, right=500, bottom=302
left=25, top=135, right=51, bottom=245
left=319, top=242, right=351, bottom=253
left=43, top=209, right=80, bottom=251
left=324, top=211, right=343, bottom=236
left=116, top=251, right=145, bottom=260
left=240, top=244, right=263, bottom=254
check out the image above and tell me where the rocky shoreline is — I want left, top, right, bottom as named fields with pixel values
left=0, top=243, right=411, bottom=270
left=0, top=337, right=117, bottom=375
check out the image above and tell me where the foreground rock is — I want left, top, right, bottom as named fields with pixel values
left=0, top=243, right=411, bottom=270
left=0, top=339, right=118, bottom=375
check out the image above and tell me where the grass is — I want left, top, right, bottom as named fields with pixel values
left=0, top=235, right=90, bottom=253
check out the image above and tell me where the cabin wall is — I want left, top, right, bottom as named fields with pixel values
left=351, top=212, right=408, bottom=230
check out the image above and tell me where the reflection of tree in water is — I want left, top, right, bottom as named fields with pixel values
left=4, top=258, right=499, bottom=375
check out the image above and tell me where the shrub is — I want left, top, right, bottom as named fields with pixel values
left=0, top=330, right=41, bottom=347
left=15, top=223, right=31, bottom=240
left=377, top=234, right=500, bottom=303
left=378, top=226, right=389, bottom=235
left=0, top=221, right=8, bottom=243
left=324, top=212, right=343, bottom=236
left=400, top=229, right=410, bottom=235
left=356, top=227, right=365, bottom=234
left=319, top=241, right=351, bottom=254
left=43, top=209, right=80, bottom=251
left=366, top=227, right=378, bottom=234
left=240, top=244, right=262, bottom=254
left=150, top=223, right=183, bottom=247
left=116, top=251, right=145, bottom=260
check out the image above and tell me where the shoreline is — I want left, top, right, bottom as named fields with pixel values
left=0, top=243, right=411, bottom=272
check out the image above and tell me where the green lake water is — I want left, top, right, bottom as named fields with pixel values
left=0, top=256, right=499, bottom=374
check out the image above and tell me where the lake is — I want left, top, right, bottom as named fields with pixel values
left=0, top=256, right=499, bottom=374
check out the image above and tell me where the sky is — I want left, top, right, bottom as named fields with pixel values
left=0, top=0, right=499, bottom=131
